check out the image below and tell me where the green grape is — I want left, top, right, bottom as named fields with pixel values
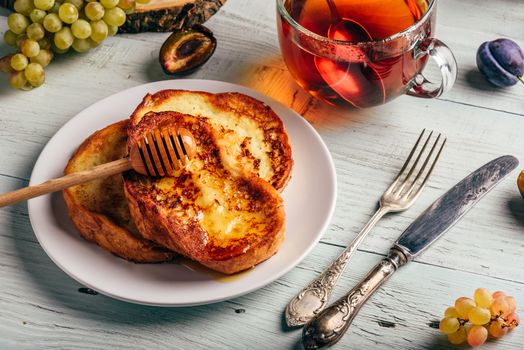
left=0, top=55, right=14, bottom=73
left=135, top=0, right=149, bottom=4
left=439, top=317, right=460, bottom=335
left=54, top=26, right=74, bottom=49
left=65, top=0, right=84, bottom=10
left=72, top=37, right=90, bottom=52
left=49, top=1, right=60, bottom=13
left=14, top=0, right=35, bottom=16
left=90, top=20, right=108, bottom=42
left=38, top=37, right=52, bottom=50
left=15, top=34, right=27, bottom=48
left=107, top=24, right=118, bottom=36
left=84, top=2, right=104, bottom=21
left=87, top=37, right=100, bottom=48
left=26, top=23, right=46, bottom=41
left=444, top=307, right=460, bottom=318
left=8, top=13, right=30, bottom=35
left=4, top=30, right=19, bottom=47
left=100, top=0, right=119, bottom=9
left=20, top=39, right=41, bottom=58
left=505, top=296, right=517, bottom=314
left=24, top=62, right=45, bottom=87
left=455, top=297, right=476, bottom=320
left=447, top=326, right=467, bottom=345
left=71, top=19, right=92, bottom=39
left=473, top=288, right=493, bottom=309
left=507, top=312, right=520, bottom=329
left=58, top=3, right=79, bottom=24
left=30, top=9, right=47, bottom=23
left=491, top=297, right=510, bottom=317
left=10, top=53, right=29, bottom=71
left=9, top=70, right=30, bottom=89
left=468, top=307, right=491, bottom=326
left=103, top=7, right=125, bottom=26
left=466, top=325, right=487, bottom=347
left=489, top=319, right=508, bottom=337
left=34, top=0, right=55, bottom=11
left=30, top=49, right=53, bottom=67
left=43, top=13, right=63, bottom=33
left=117, top=0, right=133, bottom=10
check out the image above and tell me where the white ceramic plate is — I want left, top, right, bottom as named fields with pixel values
left=28, top=80, right=337, bottom=306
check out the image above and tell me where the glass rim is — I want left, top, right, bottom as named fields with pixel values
left=276, top=0, right=436, bottom=47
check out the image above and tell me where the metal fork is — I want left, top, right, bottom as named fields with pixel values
left=285, top=129, right=446, bottom=327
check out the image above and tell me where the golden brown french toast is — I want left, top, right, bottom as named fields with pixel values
left=129, top=89, right=293, bottom=191
left=123, top=112, right=285, bottom=274
left=63, top=120, right=175, bottom=263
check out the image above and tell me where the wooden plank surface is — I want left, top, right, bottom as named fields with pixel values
left=1, top=0, right=524, bottom=349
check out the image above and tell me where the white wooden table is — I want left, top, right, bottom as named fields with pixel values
left=1, top=0, right=524, bottom=348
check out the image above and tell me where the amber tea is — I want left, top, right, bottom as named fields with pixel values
left=277, top=0, right=433, bottom=108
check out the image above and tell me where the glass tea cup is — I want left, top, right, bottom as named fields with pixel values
left=276, top=0, right=457, bottom=108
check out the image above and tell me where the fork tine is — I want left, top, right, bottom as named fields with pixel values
left=406, top=137, right=447, bottom=198
left=385, top=129, right=426, bottom=192
left=393, top=130, right=433, bottom=195
left=404, top=133, right=442, bottom=196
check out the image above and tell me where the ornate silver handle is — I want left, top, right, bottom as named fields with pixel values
left=301, top=248, right=408, bottom=349
left=285, top=207, right=389, bottom=327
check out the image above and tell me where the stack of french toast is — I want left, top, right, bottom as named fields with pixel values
left=63, top=90, right=293, bottom=274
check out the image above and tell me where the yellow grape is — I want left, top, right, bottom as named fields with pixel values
left=505, top=296, right=516, bottom=314
left=439, top=317, right=460, bottom=334
left=117, top=0, right=133, bottom=10
left=10, top=53, right=28, bottom=71
left=0, top=55, right=14, bottom=73
left=30, top=9, right=47, bottom=23
left=43, top=13, right=63, bottom=33
left=30, top=49, right=53, bottom=67
left=24, top=62, right=45, bottom=87
left=54, top=27, right=74, bottom=50
left=489, top=319, right=508, bottom=337
left=34, top=0, right=55, bottom=11
left=8, top=13, right=30, bottom=35
left=38, top=37, right=52, bottom=50
left=51, top=42, right=69, bottom=54
left=491, top=297, right=510, bottom=317
left=447, top=326, right=467, bottom=345
left=455, top=297, right=476, bottom=319
left=58, top=3, right=79, bottom=24
left=507, top=312, right=520, bottom=329
left=466, top=325, right=488, bottom=347
left=4, top=30, right=19, bottom=47
left=72, top=38, right=91, bottom=52
left=26, top=23, right=46, bottom=41
left=88, top=37, right=101, bottom=48
left=107, top=24, right=118, bottom=36
left=100, top=0, right=119, bottom=9
left=90, top=20, right=108, bottom=42
left=473, top=288, right=493, bottom=308
left=71, top=19, right=92, bottom=39
left=65, top=0, right=85, bottom=10
left=444, top=307, right=460, bottom=318
left=14, top=0, right=35, bottom=16
left=468, top=307, right=491, bottom=326
left=135, top=0, right=149, bottom=4
left=85, top=2, right=105, bottom=21
left=103, top=7, right=126, bottom=26
left=122, top=2, right=134, bottom=15
left=20, top=39, right=41, bottom=58
left=9, top=70, right=29, bottom=89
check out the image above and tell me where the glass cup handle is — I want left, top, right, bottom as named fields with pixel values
left=407, top=38, right=458, bottom=98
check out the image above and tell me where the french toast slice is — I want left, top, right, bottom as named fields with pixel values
left=63, top=120, right=175, bottom=263
left=129, top=89, right=293, bottom=191
left=123, top=112, right=285, bottom=274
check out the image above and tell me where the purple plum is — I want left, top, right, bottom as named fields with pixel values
left=476, top=38, right=524, bottom=87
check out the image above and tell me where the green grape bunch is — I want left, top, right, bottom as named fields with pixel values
left=1, top=0, right=150, bottom=90
left=439, top=288, right=520, bottom=347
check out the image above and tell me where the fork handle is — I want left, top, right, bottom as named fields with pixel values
left=285, top=207, right=389, bottom=327
left=301, top=248, right=408, bottom=349
left=0, top=158, right=132, bottom=208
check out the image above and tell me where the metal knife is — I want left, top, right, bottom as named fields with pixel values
left=301, top=155, right=519, bottom=349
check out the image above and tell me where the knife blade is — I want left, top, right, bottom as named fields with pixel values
left=302, top=155, right=519, bottom=349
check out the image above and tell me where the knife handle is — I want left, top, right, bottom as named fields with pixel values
left=302, top=248, right=408, bottom=349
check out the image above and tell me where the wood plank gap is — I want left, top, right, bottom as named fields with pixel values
left=437, top=98, right=524, bottom=117
left=0, top=173, right=29, bottom=182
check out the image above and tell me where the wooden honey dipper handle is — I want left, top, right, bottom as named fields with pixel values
left=0, top=158, right=132, bottom=208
